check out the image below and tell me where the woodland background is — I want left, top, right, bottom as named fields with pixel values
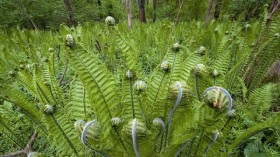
left=0, top=0, right=276, bottom=29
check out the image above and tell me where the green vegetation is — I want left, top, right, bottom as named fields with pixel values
left=0, top=0, right=275, bottom=29
left=0, top=0, right=280, bottom=157
left=1, top=12, right=280, bottom=156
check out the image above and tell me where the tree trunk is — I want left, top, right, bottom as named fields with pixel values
left=97, top=0, right=102, bottom=20
left=206, top=0, right=215, bottom=24
left=126, top=0, right=132, bottom=29
left=153, top=0, right=157, bottom=22
left=138, top=0, right=146, bottom=22
left=64, top=0, right=78, bottom=26
left=214, top=0, right=222, bottom=20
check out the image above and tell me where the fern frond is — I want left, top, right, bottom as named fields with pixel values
left=116, top=34, right=138, bottom=70
left=67, top=76, right=93, bottom=121
left=64, top=43, right=128, bottom=154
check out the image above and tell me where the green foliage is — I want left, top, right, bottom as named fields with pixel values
left=0, top=0, right=276, bottom=29
left=0, top=12, right=280, bottom=157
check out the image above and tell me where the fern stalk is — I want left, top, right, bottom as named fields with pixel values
left=136, top=93, right=147, bottom=125
left=203, top=130, right=220, bottom=156
left=132, top=118, right=140, bottom=157
left=152, top=73, right=166, bottom=107
left=165, top=81, right=183, bottom=150
left=83, top=87, right=86, bottom=118
left=174, top=139, right=191, bottom=157
left=185, top=137, right=196, bottom=156
left=194, top=69, right=200, bottom=100
left=129, top=78, right=136, bottom=119
left=192, top=130, right=204, bottom=157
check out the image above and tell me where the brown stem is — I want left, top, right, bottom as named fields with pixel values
left=266, top=0, right=280, bottom=26
left=0, top=131, right=38, bottom=157
left=0, top=150, right=25, bottom=157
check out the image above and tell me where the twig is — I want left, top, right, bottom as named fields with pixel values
left=266, top=0, right=280, bottom=26
left=0, top=131, right=38, bottom=157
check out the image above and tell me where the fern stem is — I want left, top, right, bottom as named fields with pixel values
left=137, top=93, right=147, bottom=126
left=194, top=70, right=200, bottom=101
left=152, top=73, right=166, bottom=107
left=48, top=84, right=59, bottom=105
left=221, top=117, right=232, bottom=132
left=165, top=81, right=183, bottom=150
left=36, top=82, right=51, bottom=104
left=214, top=34, right=218, bottom=59
left=59, top=58, right=69, bottom=85
left=57, top=45, right=61, bottom=64
left=132, top=118, right=140, bottom=157
left=83, top=87, right=87, bottom=118
left=169, top=52, right=177, bottom=83
left=113, top=126, right=130, bottom=155
left=129, top=78, right=136, bottom=119
left=203, top=130, right=220, bottom=156
left=185, top=137, right=196, bottom=156
left=50, top=114, right=79, bottom=156
left=213, top=77, right=216, bottom=86
left=192, top=130, right=204, bottom=157
left=174, top=139, right=191, bottom=157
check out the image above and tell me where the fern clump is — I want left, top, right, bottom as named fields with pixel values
left=0, top=17, right=279, bottom=156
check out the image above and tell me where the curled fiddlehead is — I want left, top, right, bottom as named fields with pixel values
left=203, top=86, right=233, bottom=115
left=80, top=120, right=107, bottom=157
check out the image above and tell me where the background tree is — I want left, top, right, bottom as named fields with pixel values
left=138, top=0, right=146, bottom=22
left=64, top=0, right=78, bottom=26
left=214, top=0, right=222, bottom=20
left=206, top=0, right=215, bottom=25
left=0, top=0, right=276, bottom=29
left=153, top=0, right=157, bottom=22
left=126, top=0, right=132, bottom=29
